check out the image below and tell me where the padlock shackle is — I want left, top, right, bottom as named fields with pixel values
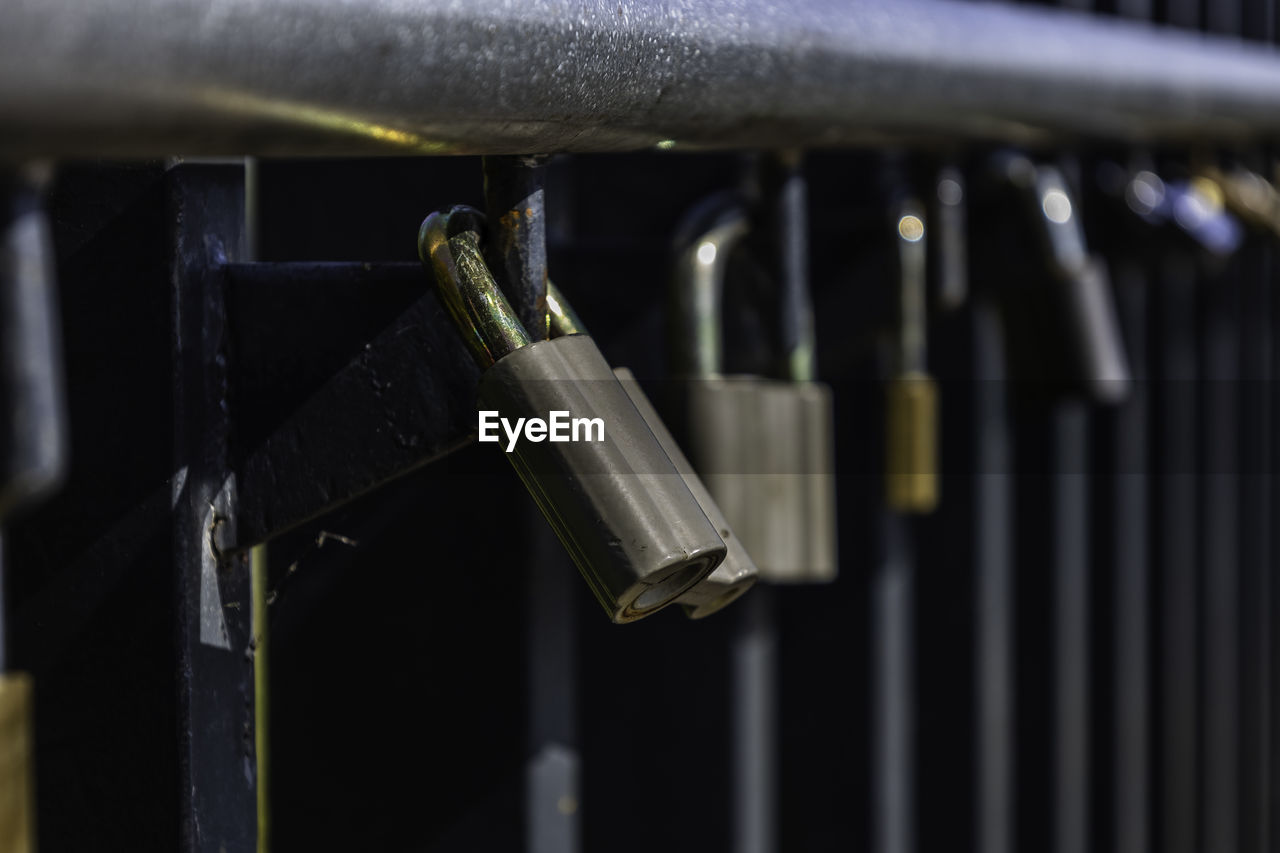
left=669, top=194, right=750, bottom=378
left=419, top=206, right=531, bottom=368
left=545, top=280, right=587, bottom=339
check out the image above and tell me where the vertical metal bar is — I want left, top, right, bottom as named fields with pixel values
left=0, top=164, right=66, bottom=523
left=242, top=155, right=270, bottom=853
left=758, top=151, right=816, bottom=383
left=873, top=514, right=913, bottom=853
left=1238, top=242, right=1270, bottom=853
left=250, top=544, right=270, bottom=853
left=1112, top=3, right=1154, bottom=846
left=1201, top=253, right=1241, bottom=853
left=0, top=164, right=64, bottom=853
left=1155, top=257, right=1198, bottom=853
left=482, top=155, right=550, bottom=341
left=485, top=154, right=579, bottom=853
left=168, top=162, right=256, bottom=853
left=732, top=588, right=778, bottom=853
left=1108, top=262, right=1150, bottom=853
left=1207, top=0, right=1245, bottom=35
left=526, top=519, right=580, bottom=853
left=1163, top=0, right=1201, bottom=28
left=0, top=535, right=6, bottom=674
left=1052, top=402, right=1089, bottom=853
left=1115, top=0, right=1155, bottom=19
left=973, top=300, right=1013, bottom=853
left=934, top=168, right=968, bottom=313
left=1270, top=232, right=1280, bottom=853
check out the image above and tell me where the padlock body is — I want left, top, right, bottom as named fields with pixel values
left=613, top=368, right=758, bottom=619
left=0, top=673, right=34, bottom=853
left=885, top=372, right=939, bottom=514
left=677, top=377, right=837, bottom=584
left=479, top=334, right=725, bottom=622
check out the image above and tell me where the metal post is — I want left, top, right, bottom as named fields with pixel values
left=1200, top=252, right=1241, bottom=853
left=482, top=154, right=579, bottom=853
left=1106, top=262, right=1150, bottom=853
left=1238, top=239, right=1270, bottom=853
left=1051, top=402, right=1089, bottom=853
left=1155, top=257, right=1198, bottom=853
left=168, top=162, right=257, bottom=852
left=873, top=513, right=913, bottom=853
left=972, top=299, right=1013, bottom=853
left=732, top=588, right=778, bottom=853
left=483, top=156, right=550, bottom=342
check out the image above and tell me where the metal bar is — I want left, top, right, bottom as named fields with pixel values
left=224, top=262, right=479, bottom=547
left=1154, top=257, right=1198, bottom=853
left=972, top=299, right=1013, bottom=853
left=250, top=543, right=270, bottom=853
left=1271, top=234, right=1280, bottom=853
left=1201, top=255, right=1241, bottom=853
left=0, top=166, right=66, bottom=521
left=0, top=536, right=6, bottom=674
left=168, top=162, right=257, bottom=852
left=873, top=513, right=914, bottom=853
left=526, top=517, right=580, bottom=853
left=1238, top=241, right=1270, bottom=853
left=1107, top=262, right=1150, bottom=853
left=754, top=152, right=815, bottom=382
left=732, top=587, right=778, bottom=853
left=1052, top=403, right=1089, bottom=853
left=483, top=156, right=550, bottom=342
left=490, top=153, right=582, bottom=853
left=6, top=0, right=1280, bottom=156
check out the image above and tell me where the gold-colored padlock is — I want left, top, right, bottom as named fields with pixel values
left=886, top=371, right=939, bottom=513
left=886, top=201, right=939, bottom=514
left=0, top=673, right=35, bottom=853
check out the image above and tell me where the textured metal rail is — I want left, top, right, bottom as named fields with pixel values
left=4, top=0, right=1280, bottom=156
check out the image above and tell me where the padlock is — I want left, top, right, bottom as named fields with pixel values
left=668, top=196, right=837, bottom=584
left=996, top=154, right=1132, bottom=404
left=1197, top=164, right=1280, bottom=241
left=0, top=673, right=34, bottom=853
left=885, top=197, right=939, bottom=514
left=420, top=206, right=725, bottom=623
left=933, top=166, right=969, bottom=312
left=544, top=282, right=758, bottom=619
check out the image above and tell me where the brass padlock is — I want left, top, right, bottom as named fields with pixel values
left=0, top=673, right=34, bottom=853
left=668, top=196, right=837, bottom=584
left=421, top=206, right=726, bottom=623
left=885, top=199, right=939, bottom=514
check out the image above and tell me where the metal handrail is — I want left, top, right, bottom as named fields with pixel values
left=2, top=0, right=1280, bottom=156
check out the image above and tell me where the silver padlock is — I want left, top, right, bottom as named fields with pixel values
left=545, top=282, right=758, bottom=619
left=997, top=155, right=1132, bottom=404
left=420, top=206, right=726, bottom=623
left=668, top=197, right=837, bottom=584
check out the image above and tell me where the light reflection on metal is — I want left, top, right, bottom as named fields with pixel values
left=195, top=88, right=455, bottom=153
left=897, top=215, right=925, bottom=243
left=1042, top=189, right=1073, bottom=224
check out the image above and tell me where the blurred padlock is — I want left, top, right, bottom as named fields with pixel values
left=420, top=206, right=725, bottom=623
left=997, top=154, right=1132, bottom=404
left=1198, top=164, right=1280, bottom=241
left=545, top=282, right=758, bottom=619
left=668, top=196, right=837, bottom=584
left=0, top=674, right=34, bottom=853
left=0, top=166, right=61, bottom=853
left=885, top=197, right=939, bottom=514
